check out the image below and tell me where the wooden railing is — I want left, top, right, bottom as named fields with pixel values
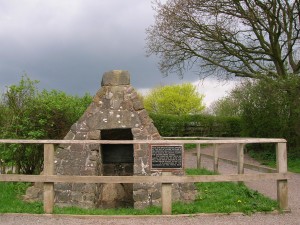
left=0, top=138, right=289, bottom=215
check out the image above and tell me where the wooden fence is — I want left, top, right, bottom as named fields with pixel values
left=0, top=138, right=289, bottom=215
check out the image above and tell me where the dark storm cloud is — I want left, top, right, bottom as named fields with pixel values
left=0, top=0, right=232, bottom=104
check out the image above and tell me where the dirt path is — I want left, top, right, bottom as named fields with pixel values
left=1, top=144, right=299, bottom=225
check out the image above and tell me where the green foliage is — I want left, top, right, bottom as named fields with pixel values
left=143, top=83, right=205, bottom=116
left=209, top=91, right=242, bottom=117
left=32, top=89, right=92, bottom=139
left=216, top=76, right=300, bottom=172
left=0, top=75, right=92, bottom=174
left=234, top=77, right=300, bottom=146
left=150, top=113, right=242, bottom=137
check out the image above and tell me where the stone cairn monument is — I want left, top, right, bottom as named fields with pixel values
left=25, top=70, right=195, bottom=209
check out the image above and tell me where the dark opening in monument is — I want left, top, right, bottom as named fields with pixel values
left=101, top=129, right=134, bottom=165
left=100, top=128, right=134, bottom=208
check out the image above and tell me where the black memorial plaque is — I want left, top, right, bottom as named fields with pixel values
left=151, top=145, right=183, bottom=170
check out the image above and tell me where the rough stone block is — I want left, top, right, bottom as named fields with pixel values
left=89, top=155, right=98, bottom=162
left=139, top=144, right=149, bottom=152
left=85, top=144, right=100, bottom=152
left=83, top=193, right=96, bottom=202
left=87, top=130, right=101, bottom=140
left=71, top=191, right=83, bottom=202
left=74, top=132, right=88, bottom=140
left=172, top=188, right=181, bottom=201
left=23, top=186, right=43, bottom=201
left=150, top=199, right=161, bottom=207
left=64, top=130, right=75, bottom=140
left=133, top=189, right=148, bottom=202
left=55, top=183, right=72, bottom=190
left=132, top=99, right=144, bottom=111
left=134, top=201, right=150, bottom=209
left=149, top=190, right=161, bottom=200
left=134, top=149, right=145, bottom=158
left=93, top=88, right=106, bottom=104
left=72, top=183, right=85, bottom=191
left=55, top=190, right=71, bottom=203
left=131, top=128, right=142, bottom=136
left=120, top=99, right=134, bottom=111
left=55, top=148, right=70, bottom=159
left=138, top=109, right=152, bottom=125
left=133, top=182, right=149, bottom=190
left=101, top=70, right=130, bottom=86
left=151, top=133, right=161, bottom=140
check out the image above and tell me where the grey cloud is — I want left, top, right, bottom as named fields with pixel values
left=0, top=0, right=229, bottom=105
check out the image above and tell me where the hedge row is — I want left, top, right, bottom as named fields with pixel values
left=149, top=113, right=242, bottom=137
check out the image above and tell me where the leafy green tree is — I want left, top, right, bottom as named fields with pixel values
left=209, top=85, right=244, bottom=117
left=209, top=97, right=240, bottom=117
left=0, top=76, right=40, bottom=173
left=33, top=90, right=92, bottom=139
left=143, top=83, right=205, bottom=115
left=0, top=75, right=92, bottom=174
left=146, top=0, right=300, bottom=80
left=220, top=77, right=300, bottom=150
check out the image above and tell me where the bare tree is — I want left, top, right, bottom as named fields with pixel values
left=146, top=0, right=300, bottom=80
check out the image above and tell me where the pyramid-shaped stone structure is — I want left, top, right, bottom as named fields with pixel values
left=26, top=70, right=196, bottom=209
left=54, top=70, right=164, bottom=208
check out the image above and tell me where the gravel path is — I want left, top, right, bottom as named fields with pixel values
left=1, top=144, right=299, bottom=225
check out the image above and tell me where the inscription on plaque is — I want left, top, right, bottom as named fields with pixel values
left=151, top=145, right=183, bottom=170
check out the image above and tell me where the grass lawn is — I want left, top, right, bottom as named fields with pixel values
left=248, top=149, right=300, bottom=173
left=0, top=168, right=277, bottom=215
left=263, top=159, right=300, bottom=173
left=0, top=182, right=43, bottom=213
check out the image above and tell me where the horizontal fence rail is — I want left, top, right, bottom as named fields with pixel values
left=0, top=173, right=288, bottom=183
left=0, top=138, right=287, bottom=144
left=0, top=138, right=289, bottom=215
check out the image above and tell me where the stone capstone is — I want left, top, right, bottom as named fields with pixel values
left=101, top=70, right=130, bottom=86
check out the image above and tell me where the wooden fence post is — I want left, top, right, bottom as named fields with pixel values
left=44, top=144, right=55, bottom=214
left=237, top=144, right=244, bottom=174
left=213, top=144, right=219, bottom=173
left=276, top=142, right=289, bottom=211
left=197, top=144, right=201, bottom=169
left=162, top=172, right=172, bottom=215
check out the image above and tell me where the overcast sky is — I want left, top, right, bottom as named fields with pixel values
left=0, top=0, right=236, bottom=106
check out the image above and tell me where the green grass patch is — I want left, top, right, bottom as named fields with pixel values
left=287, top=158, right=300, bottom=173
left=184, top=143, right=212, bottom=151
left=184, top=143, right=197, bottom=150
left=168, top=137, right=212, bottom=151
left=248, top=148, right=300, bottom=173
left=183, top=169, right=277, bottom=214
left=0, top=168, right=277, bottom=215
left=0, top=182, right=43, bottom=213
left=53, top=205, right=161, bottom=215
